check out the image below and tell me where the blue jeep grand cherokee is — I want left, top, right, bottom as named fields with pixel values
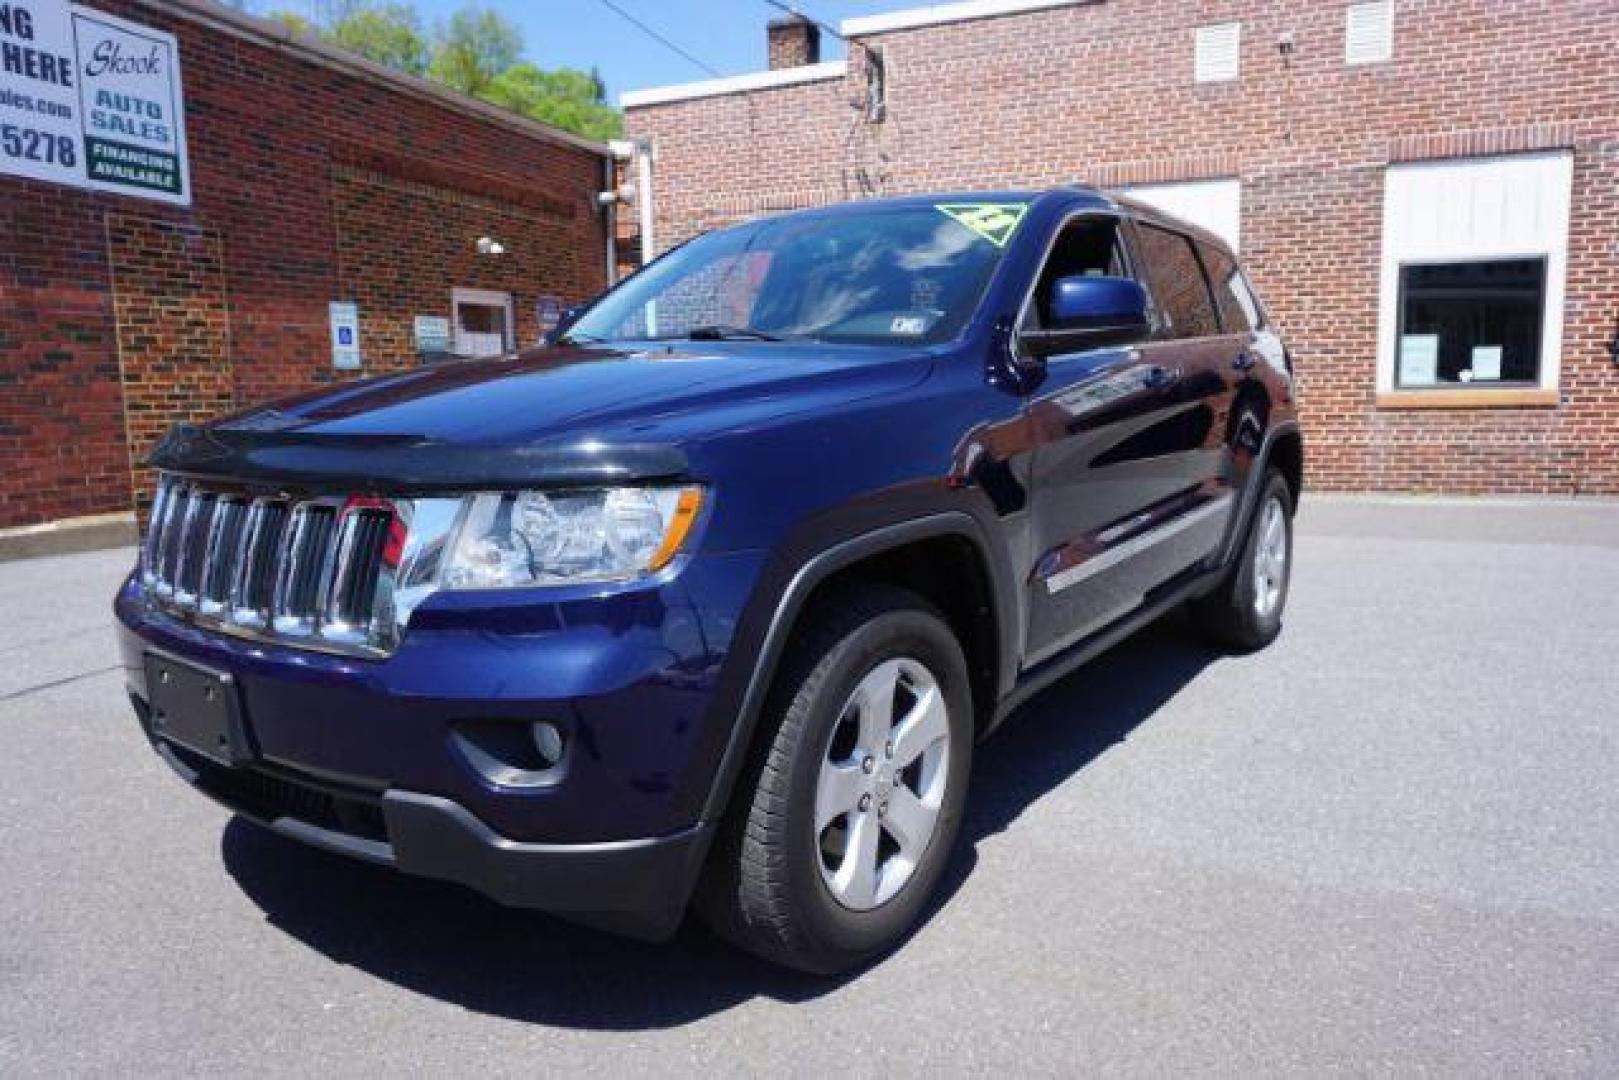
left=116, top=187, right=1301, bottom=973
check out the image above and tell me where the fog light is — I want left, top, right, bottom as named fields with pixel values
left=449, top=719, right=568, bottom=788
left=531, top=721, right=565, bottom=768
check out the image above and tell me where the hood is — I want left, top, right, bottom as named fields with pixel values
left=149, top=343, right=933, bottom=491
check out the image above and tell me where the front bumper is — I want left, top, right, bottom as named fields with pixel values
left=115, top=548, right=768, bottom=936
left=144, top=725, right=709, bottom=939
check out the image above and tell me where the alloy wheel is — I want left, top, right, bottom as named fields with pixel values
left=814, top=657, right=952, bottom=911
left=1252, top=495, right=1289, bottom=619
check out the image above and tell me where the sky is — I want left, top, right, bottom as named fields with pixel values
left=259, top=1, right=907, bottom=104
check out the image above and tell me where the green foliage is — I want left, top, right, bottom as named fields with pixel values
left=426, top=6, right=523, bottom=96
left=329, top=3, right=429, bottom=76
left=265, top=9, right=317, bottom=35
left=483, top=64, right=623, bottom=140
left=262, top=1, right=621, bottom=141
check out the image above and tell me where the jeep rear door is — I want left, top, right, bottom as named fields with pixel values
left=1190, top=236, right=1282, bottom=509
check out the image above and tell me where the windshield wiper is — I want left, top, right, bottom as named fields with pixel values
left=686, top=324, right=784, bottom=342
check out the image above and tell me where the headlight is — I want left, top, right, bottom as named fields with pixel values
left=438, top=485, right=704, bottom=589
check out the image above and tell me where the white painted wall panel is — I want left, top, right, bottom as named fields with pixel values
left=1120, top=179, right=1242, bottom=252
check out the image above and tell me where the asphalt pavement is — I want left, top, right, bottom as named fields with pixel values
left=2, top=496, right=1616, bottom=1076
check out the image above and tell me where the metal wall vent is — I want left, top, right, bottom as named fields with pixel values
left=1194, top=22, right=1242, bottom=83
left=1346, top=1, right=1394, bottom=65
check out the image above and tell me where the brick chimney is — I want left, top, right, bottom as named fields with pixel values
left=767, top=14, right=821, bottom=69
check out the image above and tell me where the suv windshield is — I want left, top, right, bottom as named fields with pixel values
left=566, top=202, right=1026, bottom=347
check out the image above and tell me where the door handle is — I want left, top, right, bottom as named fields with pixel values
left=1143, top=364, right=1177, bottom=389
left=1233, top=351, right=1258, bottom=372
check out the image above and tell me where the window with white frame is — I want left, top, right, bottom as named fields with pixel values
left=1378, top=152, right=1573, bottom=394
left=1345, top=1, right=1393, bottom=65
left=1194, top=22, right=1241, bottom=83
left=452, top=287, right=515, bottom=358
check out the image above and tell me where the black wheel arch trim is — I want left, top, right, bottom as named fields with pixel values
left=696, top=509, right=1020, bottom=827
left=1217, top=419, right=1303, bottom=567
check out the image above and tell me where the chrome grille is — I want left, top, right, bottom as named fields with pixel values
left=271, top=503, right=338, bottom=633
left=140, top=476, right=400, bottom=657
left=172, top=492, right=217, bottom=605
left=232, top=499, right=290, bottom=623
left=198, top=497, right=248, bottom=614
left=327, top=506, right=391, bottom=630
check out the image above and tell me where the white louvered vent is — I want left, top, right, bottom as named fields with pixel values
left=1194, top=22, right=1242, bottom=83
left=1346, top=1, right=1393, bottom=65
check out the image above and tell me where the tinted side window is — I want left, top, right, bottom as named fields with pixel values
left=1135, top=224, right=1220, bottom=339
left=1025, top=216, right=1130, bottom=330
left=1197, top=242, right=1260, bottom=333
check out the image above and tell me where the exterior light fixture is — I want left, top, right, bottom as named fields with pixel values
left=476, top=236, right=506, bottom=255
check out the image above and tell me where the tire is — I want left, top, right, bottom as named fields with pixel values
left=1189, top=469, right=1295, bottom=651
left=696, top=584, right=974, bottom=974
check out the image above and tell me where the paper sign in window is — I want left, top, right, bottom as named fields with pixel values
left=1470, top=346, right=1503, bottom=381
left=1399, top=334, right=1439, bottom=386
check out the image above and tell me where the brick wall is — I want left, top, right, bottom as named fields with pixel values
left=1, top=189, right=125, bottom=525
left=0, top=0, right=609, bottom=528
left=105, top=216, right=232, bottom=515
left=627, top=0, right=1619, bottom=494
left=331, top=151, right=599, bottom=375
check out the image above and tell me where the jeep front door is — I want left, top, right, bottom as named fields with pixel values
left=1020, top=216, right=1236, bottom=666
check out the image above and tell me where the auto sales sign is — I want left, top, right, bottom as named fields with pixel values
left=0, top=0, right=190, bottom=204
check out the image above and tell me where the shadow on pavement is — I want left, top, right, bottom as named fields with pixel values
left=223, top=619, right=1219, bottom=1028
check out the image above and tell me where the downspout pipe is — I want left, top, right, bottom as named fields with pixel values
left=601, top=152, right=618, bottom=287
left=634, top=138, right=655, bottom=267
left=608, top=138, right=654, bottom=275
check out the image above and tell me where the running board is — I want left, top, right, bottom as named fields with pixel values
left=989, top=565, right=1222, bottom=729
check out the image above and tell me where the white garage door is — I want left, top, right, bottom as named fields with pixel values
left=1118, top=178, right=1243, bottom=252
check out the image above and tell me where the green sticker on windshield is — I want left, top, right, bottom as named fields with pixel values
left=935, top=202, right=1028, bottom=248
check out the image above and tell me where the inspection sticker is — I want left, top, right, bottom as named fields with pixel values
left=935, top=202, right=1029, bottom=248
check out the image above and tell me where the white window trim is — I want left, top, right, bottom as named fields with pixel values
left=1376, top=152, right=1573, bottom=397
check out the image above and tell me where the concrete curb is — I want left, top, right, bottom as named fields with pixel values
left=0, top=513, right=139, bottom=562
left=1304, top=492, right=1619, bottom=509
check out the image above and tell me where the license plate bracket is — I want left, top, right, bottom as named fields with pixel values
left=143, top=651, right=254, bottom=767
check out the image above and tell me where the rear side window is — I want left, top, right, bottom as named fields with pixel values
left=1135, top=224, right=1220, bottom=339
left=1197, top=242, right=1261, bottom=333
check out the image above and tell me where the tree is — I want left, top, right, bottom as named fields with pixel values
left=483, top=64, right=623, bottom=140
left=264, top=1, right=623, bottom=140
left=328, top=4, right=429, bottom=76
left=428, top=7, right=522, bottom=96
left=265, top=9, right=317, bottom=36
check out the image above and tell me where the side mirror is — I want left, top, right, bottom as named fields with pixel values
left=1021, top=275, right=1150, bottom=359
